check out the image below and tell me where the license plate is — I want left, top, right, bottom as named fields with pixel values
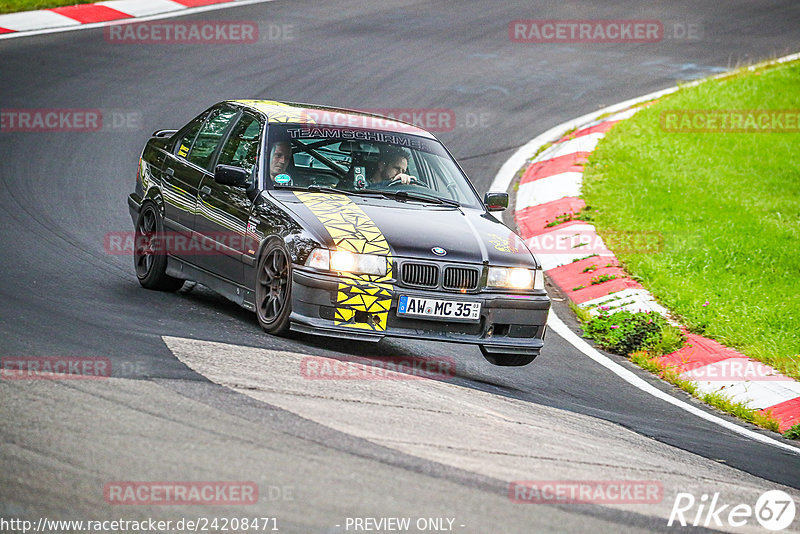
left=397, top=296, right=481, bottom=322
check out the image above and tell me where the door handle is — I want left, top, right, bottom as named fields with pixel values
left=165, top=168, right=174, bottom=177
left=200, top=186, right=212, bottom=195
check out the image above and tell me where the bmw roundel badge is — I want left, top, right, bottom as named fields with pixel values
left=432, top=247, right=447, bottom=256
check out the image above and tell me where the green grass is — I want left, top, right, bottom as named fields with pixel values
left=629, top=350, right=698, bottom=396
left=0, top=0, right=93, bottom=14
left=572, top=305, right=784, bottom=434
left=581, top=309, right=685, bottom=358
left=785, top=424, right=800, bottom=440
left=583, top=59, right=800, bottom=381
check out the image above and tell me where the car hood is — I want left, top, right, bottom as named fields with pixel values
left=271, top=191, right=539, bottom=268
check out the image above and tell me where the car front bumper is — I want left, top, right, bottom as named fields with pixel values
left=289, top=266, right=549, bottom=354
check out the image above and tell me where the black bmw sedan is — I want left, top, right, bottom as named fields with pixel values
left=128, top=100, right=550, bottom=365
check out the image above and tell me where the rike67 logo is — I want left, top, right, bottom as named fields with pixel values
left=669, top=490, right=796, bottom=531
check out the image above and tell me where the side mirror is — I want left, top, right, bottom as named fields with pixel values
left=483, top=192, right=508, bottom=212
left=153, top=129, right=178, bottom=138
left=214, top=164, right=249, bottom=188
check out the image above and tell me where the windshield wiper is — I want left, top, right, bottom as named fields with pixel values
left=274, top=184, right=460, bottom=207
left=274, top=184, right=385, bottom=199
left=378, top=190, right=460, bottom=207
left=274, top=184, right=350, bottom=194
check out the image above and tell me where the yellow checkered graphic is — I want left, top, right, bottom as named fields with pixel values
left=294, top=192, right=393, bottom=331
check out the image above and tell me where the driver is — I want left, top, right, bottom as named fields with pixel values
left=369, top=146, right=417, bottom=187
left=269, top=140, right=291, bottom=181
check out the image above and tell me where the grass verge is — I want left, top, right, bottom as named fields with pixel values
left=785, top=424, right=800, bottom=440
left=1, top=1, right=94, bottom=15
left=571, top=304, right=784, bottom=434
left=582, top=59, right=800, bottom=381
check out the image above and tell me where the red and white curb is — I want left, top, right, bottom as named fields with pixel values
left=0, top=0, right=270, bottom=38
left=502, top=91, right=800, bottom=433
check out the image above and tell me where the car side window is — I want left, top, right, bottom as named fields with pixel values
left=186, top=107, right=238, bottom=170
left=217, top=113, right=262, bottom=175
left=174, top=113, right=206, bottom=158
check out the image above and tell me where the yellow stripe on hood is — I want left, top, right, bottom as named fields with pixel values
left=294, top=192, right=393, bottom=331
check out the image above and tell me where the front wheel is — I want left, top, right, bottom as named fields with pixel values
left=479, top=346, right=537, bottom=367
left=134, top=203, right=184, bottom=292
left=255, top=240, right=292, bottom=335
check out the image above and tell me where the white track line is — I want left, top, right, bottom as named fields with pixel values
left=9, top=2, right=795, bottom=452
left=490, top=51, right=800, bottom=194
left=490, top=90, right=677, bottom=193
left=494, top=53, right=800, bottom=453
left=547, top=313, right=800, bottom=455
left=0, top=0, right=277, bottom=40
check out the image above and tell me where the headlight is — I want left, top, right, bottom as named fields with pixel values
left=487, top=267, right=535, bottom=290
left=330, top=250, right=356, bottom=272
left=305, top=248, right=387, bottom=276
left=306, top=248, right=330, bottom=270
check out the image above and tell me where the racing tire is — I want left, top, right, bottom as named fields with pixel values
left=255, top=240, right=292, bottom=336
left=479, top=346, right=537, bottom=367
left=134, top=202, right=184, bottom=292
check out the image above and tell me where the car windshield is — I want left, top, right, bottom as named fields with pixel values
left=264, top=123, right=482, bottom=208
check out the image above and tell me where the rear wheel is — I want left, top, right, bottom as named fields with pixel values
left=479, top=346, right=537, bottom=367
left=255, top=240, right=292, bottom=335
left=134, top=203, right=184, bottom=292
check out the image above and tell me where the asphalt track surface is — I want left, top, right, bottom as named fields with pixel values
left=1, top=1, right=800, bottom=532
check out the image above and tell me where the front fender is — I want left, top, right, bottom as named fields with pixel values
left=251, top=194, right=322, bottom=266
left=143, top=187, right=165, bottom=215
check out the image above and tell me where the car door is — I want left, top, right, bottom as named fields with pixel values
left=160, top=110, right=206, bottom=254
left=194, top=111, right=263, bottom=285
left=161, top=105, right=238, bottom=264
